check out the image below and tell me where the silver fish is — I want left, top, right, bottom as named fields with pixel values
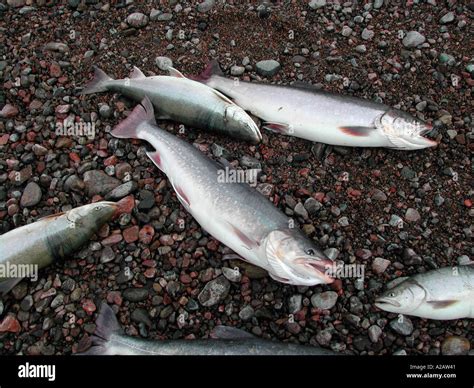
left=0, top=202, right=117, bottom=294
left=112, top=97, right=334, bottom=286
left=81, top=65, right=261, bottom=143
left=375, top=266, right=474, bottom=320
left=192, top=61, right=437, bottom=150
left=80, top=303, right=337, bottom=355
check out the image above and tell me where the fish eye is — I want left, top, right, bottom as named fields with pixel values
left=305, top=248, right=316, bottom=256
left=95, top=206, right=101, bottom=211
left=389, top=292, right=395, bottom=297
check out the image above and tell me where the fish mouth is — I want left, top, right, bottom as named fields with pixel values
left=374, top=297, right=401, bottom=309
left=296, top=257, right=334, bottom=284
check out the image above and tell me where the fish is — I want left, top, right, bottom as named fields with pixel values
left=375, top=266, right=474, bottom=320
left=80, top=65, right=261, bottom=143
left=0, top=202, right=117, bottom=294
left=80, top=303, right=337, bottom=355
left=111, top=97, right=334, bottom=286
left=191, top=61, right=437, bottom=150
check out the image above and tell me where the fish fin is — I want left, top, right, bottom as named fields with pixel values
left=192, top=60, right=224, bottom=82
left=78, top=302, right=121, bottom=355
left=292, top=81, right=321, bottom=91
left=210, top=326, right=255, bottom=340
left=146, top=150, right=164, bottom=172
left=170, top=181, right=191, bottom=209
left=112, top=97, right=156, bottom=139
left=130, top=66, right=146, bottom=79
left=427, top=300, right=460, bottom=309
left=339, top=126, right=374, bottom=137
left=222, top=253, right=248, bottom=262
left=269, top=272, right=291, bottom=284
left=80, top=66, right=113, bottom=95
left=168, top=67, right=186, bottom=78
left=263, top=121, right=291, bottom=134
left=211, top=88, right=234, bottom=105
left=0, top=278, right=23, bottom=295
left=226, top=222, right=260, bottom=250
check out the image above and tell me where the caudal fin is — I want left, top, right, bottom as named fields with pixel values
left=78, top=302, right=122, bottom=355
left=191, top=60, right=223, bottom=82
left=111, top=97, right=156, bottom=139
left=80, top=66, right=113, bottom=95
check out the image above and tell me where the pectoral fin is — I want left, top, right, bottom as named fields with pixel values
left=170, top=181, right=191, bottom=209
left=0, top=278, right=23, bottom=295
left=269, top=273, right=291, bottom=284
left=130, top=66, right=145, bottom=79
left=339, top=126, right=374, bottom=137
left=427, top=300, right=460, bottom=309
left=226, top=222, right=260, bottom=250
left=263, top=122, right=291, bottom=134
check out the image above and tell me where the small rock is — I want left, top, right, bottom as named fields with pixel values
left=368, top=325, right=382, bottom=343
left=255, top=60, right=281, bottom=77
left=230, top=65, right=245, bottom=76
left=441, top=336, right=470, bottom=355
left=405, top=208, right=421, bottom=222
left=127, top=12, right=149, bottom=28
left=155, top=56, right=173, bottom=71
left=20, top=182, right=42, bottom=207
left=83, top=170, right=120, bottom=197
left=402, top=31, right=426, bottom=48
left=439, top=12, right=455, bottom=24
left=0, top=104, right=19, bottom=118
left=288, top=294, right=302, bottom=314
left=372, top=257, right=390, bottom=274
left=0, top=315, right=21, bottom=333
left=197, top=0, right=215, bottom=13
left=238, top=305, right=255, bottom=321
left=222, top=267, right=241, bottom=283
left=309, top=0, right=326, bottom=9
left=361, top=28, right=375, bottom=40
left=389, top=317, right=413, bottom=336
left=198, top=276, right=230, bottom=307
left=311, top=291, right=338, bottom=310
left=123, top=288, right=149, bottom=302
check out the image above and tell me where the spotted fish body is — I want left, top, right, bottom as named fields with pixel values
left=81, top=66, right=261, bottom=143
left=81, top=303, right=337, bottom=355
left=112, top=98, right=334, bottom=286
left=194, top=61, right=437, bottom=150
left=375, top=266, right=474, bottom=320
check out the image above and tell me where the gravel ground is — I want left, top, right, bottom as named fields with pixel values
left=0, top=0, right=473, bottom=356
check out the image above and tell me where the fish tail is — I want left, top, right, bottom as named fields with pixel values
left=78, top=302, right=121, bottom=355
left=191, top=60, right=223, bottom=82
left=80, top=66, right=113, bottom=95
left=111, top=97, right=156, bottom=139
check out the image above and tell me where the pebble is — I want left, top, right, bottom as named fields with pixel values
left=441, top=336, right=470, bottom=355
left=439, top=12, right=455, bottom=24
left=155, top=56, right=173, bottom=71
left=405, top=208, right=421, bottom=222
left=0, top=315, right=21, bottom=333
left=309, top=0, right=326, bottom=9
left=368, top=325, right=383, bottom=343
left=198, top=276, right=230, bottom=307
left=197, top=0, right=215, bottom=13
left=389, top=317, right=413, bottom=336
left=230, top=66, right=245, bottom=76
left=105, top=181, right=137, bottom=200
left=402, top=31, right=426, bottom=48
left=372, top=257, right=390, bottom=274
left=238, top=305, right=255, bottom=321
left=83, top=170, right=120, bottom=197
left=123, top=288, right=149, bottom=302
left=20, top=182, right=42, bottom=207
left=361, top=28, right=375, bottom=40
left=127, top=13, right=149, bottom=28
left=311, top=291, right=338, bottom=310
left=100, top=246, right=115, bottom=264
left=222, top=267, right=241, bottom=283
left=255, top=60, right=281, bottom=77
left=288, top=294, right=302, bottom=314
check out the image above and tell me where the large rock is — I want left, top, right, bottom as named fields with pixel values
left=126, top=12, right=149, bottom=28
left=441, top=336, right=470, bottom=355
left=311, top=291, right=338, bottom=310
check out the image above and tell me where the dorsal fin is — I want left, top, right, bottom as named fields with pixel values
left=168, top=67, right=186, bottom=78
left=130, top=66, right=146, bottom=79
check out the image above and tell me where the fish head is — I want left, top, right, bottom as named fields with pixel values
left=264, top=229, right=334, bottom=286
left=224, top=105, right=262, bottom=144
left=67, top=201, right=117, bottom=230
left=375, top=109, right=437, bottom=150
left=375, top=280, right=426, bottom=313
